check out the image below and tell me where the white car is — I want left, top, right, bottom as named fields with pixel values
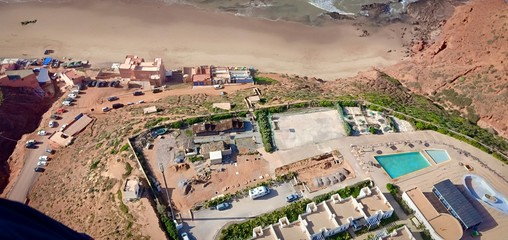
left=68, top=93, right=77, bottom=98
left=60, top=124, right=68, bottom=132
left=39, top=156, right=49, bottom=161
left=37, top=130, right=47, bottom=136
left=37, top=160, right=47, bottom=166
left=62, top=100, right=71, bottom=106
left=138, top=100, right=145, bottom=104
left=49, top=121, right=56, bottom=128
left=181, top=232, right=190, bottom=240
left=71, top=89, right=80, bottom=94
left=127, top=102, right=134, bottom=106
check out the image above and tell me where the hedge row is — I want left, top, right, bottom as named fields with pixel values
left=255, top=109, right=275, bottom=152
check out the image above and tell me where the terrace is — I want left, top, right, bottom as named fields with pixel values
left=326, top=196, right=363, bottom=225
left=357, top=187, right=392, bottom=218
left=302, top=203, right=338, bottom=236
left=273, top=220, right=308, bottom=240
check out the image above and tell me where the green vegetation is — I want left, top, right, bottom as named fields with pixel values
left=386, top=184, right=414, bottom=215
left=312, top=180, right=371, bottom=203
left=123, top=162, right=133, bottom=177
left=188, top=155, right=204, bottom=163
left=437, top=89, right=472, bottom=108
left=120, top=143, right=130, bottom=152
left=220, top=199, right=311, bottom=240
left=363, top=78, right=508, bottom=163
left=255, top=109, right=275, bottom=152
left=204, top=193, right=232, bottom=208
left=354, top=213, right=399, bottom=235
left=326, top=231, right=352, bottom=240
left=145, top=117, right=169, bottom=129
left=90, top=160, right=100, bottom=170
left=158, top=205, right=179, bottom=240
left=117, top=190, right=129, bottom=215
left=254, top=77, right=278, bottom=85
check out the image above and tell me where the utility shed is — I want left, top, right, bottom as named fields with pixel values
left=433, top=179, right=482, bottom=229
left=209, top=150, right=223, bottom=165
left=143, top=106, right=158, bottom=114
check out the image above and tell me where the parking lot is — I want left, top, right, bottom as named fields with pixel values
left=184, top=182, right=296, bottom=240
left=272, top=109, right=346, bottom=150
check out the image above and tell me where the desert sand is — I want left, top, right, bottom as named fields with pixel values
left=0, top=0, right=410, bottom=80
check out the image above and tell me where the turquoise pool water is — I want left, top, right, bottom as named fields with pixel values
left=375, top=152, right=431, bottom=179
left=425, top=150, right=450, bottom=164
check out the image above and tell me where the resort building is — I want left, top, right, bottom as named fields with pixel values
left=355, top=186, right=394, bottom=229
left=187, top=65, right=254, bottom=86
left=432, top=179, right=482, bottom=230
left=377, top=225, right=416, bottom=240
left=192, top=118, right=245, bottom=136
left=252, top=187, right=398, bottom=240
left=118, top=55, right=166, bottom=86
left=60, top=69, right=85, bottom=86
left=402, top=187, right=463, bottom=240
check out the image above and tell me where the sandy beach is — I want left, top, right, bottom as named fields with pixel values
left=0, top=0, right=410, bottom=80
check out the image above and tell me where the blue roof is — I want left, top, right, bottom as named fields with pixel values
left=433, top=179, right=482, bottom=229
left=42, top=57, right=52, bottom=65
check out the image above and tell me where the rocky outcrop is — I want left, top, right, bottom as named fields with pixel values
left=0, top=87, right=53, bottom=193
left=385, top=0, right=508, bottom=138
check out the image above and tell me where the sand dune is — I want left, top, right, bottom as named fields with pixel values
left=0, top=0, right=410, bottom=80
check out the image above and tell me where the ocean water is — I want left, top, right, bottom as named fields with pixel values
left=168, top=0, right=418, bottom=23
left=0, top=0, right=419, bottom=24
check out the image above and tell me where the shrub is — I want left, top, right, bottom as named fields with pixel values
left=120, top=143, right=130, bottom=152
left=254, top=77, right=278, bottom=85
left=90, top=160, right=100, bottom=170
left=145, top=117, right=169, bottom=129
left=255, top=109, right=275, bottom=152
left=188, top=155, right=204, bottom=163
left=312, top=180, right=371, bottom=203
left=123, top=162, right=133, bottom=177
left=204, top=194, right=233, bottom=208
left=386, top=183, right=413, bottom=215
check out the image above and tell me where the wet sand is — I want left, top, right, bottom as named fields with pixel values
left=0, top=0, right=410, bottom=79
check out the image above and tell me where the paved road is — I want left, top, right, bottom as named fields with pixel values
left=7, top=94, right=81, bottom=203
left=184, top=183, right=295, bottom=240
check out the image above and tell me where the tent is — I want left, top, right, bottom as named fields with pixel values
left=42, top=57, right=52, bottom=65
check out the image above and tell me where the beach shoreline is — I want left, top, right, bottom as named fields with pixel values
left=0, top=0, right=412, bottom=80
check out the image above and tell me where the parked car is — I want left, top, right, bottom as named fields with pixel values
left=102, top=107, right=111, bottom=112
left=50, top=114, right=60, bottom=120
left=62, top=100, right=71, bottom=106
left=51, top=60, right=60, bottom=68
left=71, top=89, right=80, bottom=94
left=25, top=140, right=36, bottom=148
left=138, top=100, right=145, bottom=104
left=46, top=148, right=54, bottom=154
left=99, top=81, right=108, bottom=87
left=38, top=156, right=49, bottom=161
left=34, top=167, right=45, bottom=172
left=152, top=88, right=162, bottom=93
left=60, top=124, right=68, bottom=132
left=181, top=232, right=190, bottom=240
left=49, top=120, right=56, bottom=128
left=37, top=160, right=47, bottom=166
left=133, top=91, right=144, bottom=96
left=68, top=93, right=77, bottom=98
left=127, top=102, right=134, bottom=106
left=56, top=108, right=66, bottom=114
left=214, top=84, right=224, bottom=89
left=107, top=96, right=119, bottom=102
left=286, top=193, right=300, bottom=202
left=111, top=80, right=120, bottom=87
left=90, top=80, right=98, bottom=87
left=112, top=103, right=124, bottom=109
left=37, top=130, right=47, bottom=136
left=216, top=202, right=231, bottom=211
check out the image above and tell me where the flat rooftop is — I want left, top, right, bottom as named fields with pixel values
left=254, top=227, right=275, bottom=240
left=326, top=198, right=363, bottom=225
left=405, top=187, right=463, bottom=240
left=381, top=226, right=414, bottom=240
left=357, top=188, right=392, bottom=217
left=124, top=179, right=139, bottom=192
left=303, top=204, right=336, bottom=235
left=273, top=221, right=308, bottom=240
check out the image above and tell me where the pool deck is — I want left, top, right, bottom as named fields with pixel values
left=347, top=130, right=508, bottom=239
left=261, top=130, right=508, bottom=239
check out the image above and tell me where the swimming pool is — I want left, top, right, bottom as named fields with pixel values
left=425, top=150, right=450, bottom=164
left=374, top=152, right=431, bottom=179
